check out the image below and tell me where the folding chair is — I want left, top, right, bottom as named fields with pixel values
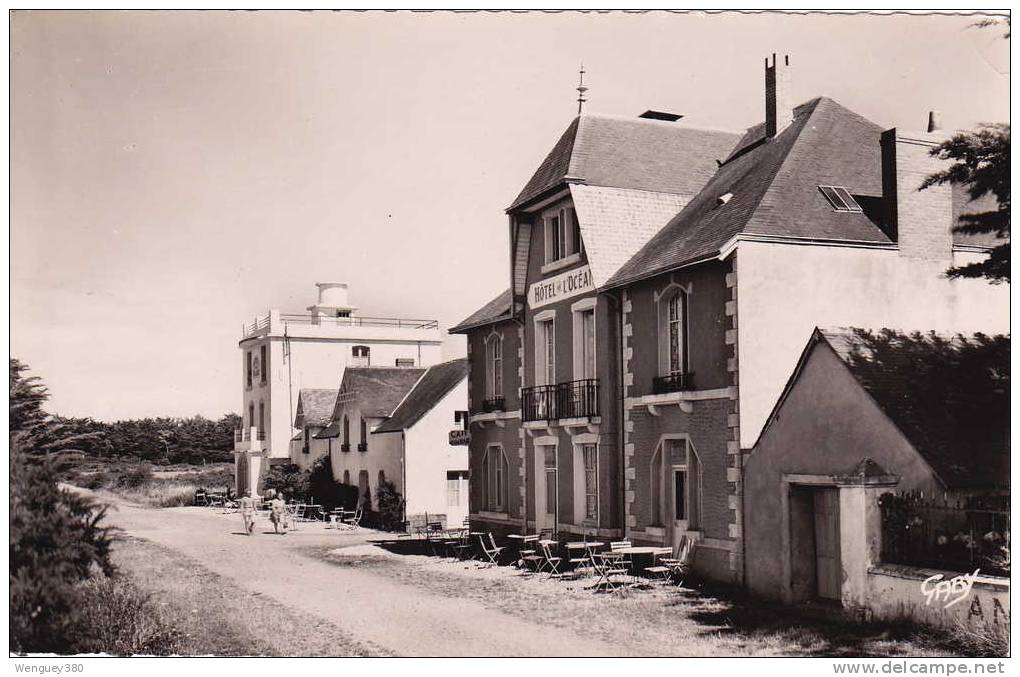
left=477, top=532, right=505, bottom=567
left=589, top=553, right=629, bottom=593
left=517, top=534, right=543, bottom=572
left=655, top=536, right=696, bottom=586
left=539, top=541, right=563, bottom=577
left=609, top=540, right=635, bottom=573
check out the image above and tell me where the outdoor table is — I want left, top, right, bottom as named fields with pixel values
left=611, top=546, right=673, bottom=575
left=564, top=541, right=604, bottom=577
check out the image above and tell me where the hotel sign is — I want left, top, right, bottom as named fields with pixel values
left=528, top=264, right=595, bottom=309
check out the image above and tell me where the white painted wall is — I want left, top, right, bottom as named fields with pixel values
left=402, top=379, right=470, bottom=525
left=329, top=406, right=403, bottom=508
left=736, top=241, right=1010, bottom=448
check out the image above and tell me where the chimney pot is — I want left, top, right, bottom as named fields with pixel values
left=927, top=111, right=942, bottom=133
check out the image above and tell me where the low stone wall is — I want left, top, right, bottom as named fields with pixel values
left=858, top=564, right=1010, bottom=630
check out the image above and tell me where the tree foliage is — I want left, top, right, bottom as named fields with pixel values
left=10, top=359, right=114, bottom=654
left=922, top=123, right=1010, bottom=282
left=262, top=463, right=310, bottom=501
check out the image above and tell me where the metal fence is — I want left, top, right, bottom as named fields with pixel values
left=879, top=491, right=1010, bottom=577
left=521, top=379, right=600, bottom=422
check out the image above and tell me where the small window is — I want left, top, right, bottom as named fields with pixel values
left=352, top=345, right=370, bottom=366
left=343, top=415, right=350, bottom=445
left=395, top=358, right=415, bottom=367
left=487, top=336, right=503, bottom=398
left=447, top=470, right=466, bottom=507
left=483, top=446, right=508, bottom=512
left=454, top=410, right=469, bottom=428
left=544, top=206, right=580, bottom=263
left=246, top=351, right=253, bottom=388
left=818, top=185, right=863, bottom=213
left=582, top=444, right=598, bottom=521
left=259, top=345, right=267, bottom=384
left=343, top=469, right=350, bottom=485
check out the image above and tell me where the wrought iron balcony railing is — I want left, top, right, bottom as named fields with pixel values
left=521, top=379, right=600, bottom=422
left=652, top=372, right=695, bottom=394
left=481, top=397, right=505, bottom=413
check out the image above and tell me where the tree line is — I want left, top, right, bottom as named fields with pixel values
left=53, top=412, right=241, bottom=464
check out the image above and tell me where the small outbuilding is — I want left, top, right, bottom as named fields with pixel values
left=744, top=327, right=1009, bottom=628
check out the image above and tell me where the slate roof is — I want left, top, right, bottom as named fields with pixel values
left=606, top=97, right=1001, bottom=288
left=449, top=288, right=516, bottom=334
left=332, top=367, right=426, bottom=420
left=509, top=114, right=740, bottom=211
left=294, top=389, right=339, bottom=428
left=374, top=359, right=469, bottom=434
left=313, top=422, right=340, bottom=439
left=820, top=327, right=1009, bottom=489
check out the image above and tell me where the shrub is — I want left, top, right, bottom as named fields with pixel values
left=307, top=457, right=359, bottom=511
left=71, top=575, right=185, bottom=655
left=375, top=480, right=406, bottom=532
left=117, top=463, right=153, bottom=489
left=262, top=463, right=310, bottom=501
left=10, top=450, right=114, bottom=654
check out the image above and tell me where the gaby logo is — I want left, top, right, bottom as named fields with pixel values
left=920, top=569, right=980, bottom=609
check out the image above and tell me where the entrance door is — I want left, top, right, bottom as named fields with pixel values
left=535, top=446, right=557, bottom=532
left=672, top=468, right=688, bottom=549
left=812, top=488, right=842, bottom=601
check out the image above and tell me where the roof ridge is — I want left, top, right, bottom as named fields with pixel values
left=384, top=364, right=432, bottom=424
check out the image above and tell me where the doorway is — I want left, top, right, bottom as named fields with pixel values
left=535, top=445, right=557, bottom=533
left=788, top=485, right=842, bottom=603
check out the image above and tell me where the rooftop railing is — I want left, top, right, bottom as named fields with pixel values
left=243, top=312, right=439, bottom=337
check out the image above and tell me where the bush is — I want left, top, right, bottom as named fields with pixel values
left=117, top=463, right=153, bottom=489
left=71, top=575, right=185, bottom=655
left=262, top=463, right=310, bottom=501
left=307, top=457, right=360, bottom=511
left=375, top=480, right=405, bottom=532
left=10, top=451, right=114, bottom=654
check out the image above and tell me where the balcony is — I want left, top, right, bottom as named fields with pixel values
left=481, top=397, right=505, bottom=413
left=357, top=442, right=368, bottom=452
left=652, top=372, right=695, bottom=394
left=522, top=379, right=600, bottom=422
left=233, top=426, right=266, bottom=452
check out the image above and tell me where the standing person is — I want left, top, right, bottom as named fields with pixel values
left=269, top=493, right=287, bottom=535
left=239, top=492, right=257, bottom=535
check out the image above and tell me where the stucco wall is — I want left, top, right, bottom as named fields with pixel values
left=402, top=378, right=469, bottom=524
left=744, top=342, right=941, bottom=600
left=737, top=241, right=1010, bottom=449
left=467, top=319, right=521, bottom=412
left=329, top=405, right=402, bottom=509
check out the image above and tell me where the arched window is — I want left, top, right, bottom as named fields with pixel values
left=343, top=415, right=350, bottom=446
left=650, top=437, right=701, bottom=530
left=359, top=418, right=368, bottom=451
left=358, top=470, right=370, bottom=507
left=656, top=285, right=692, bottom=392
left=482, top=445, right=509, bottom=512
left=486, top=333, right=503, bottom=398
left=343, top=469, right=350, bottom=485
left=257, top=401, right=265, bottom=434
left=248, top=402, right=255, bottom=429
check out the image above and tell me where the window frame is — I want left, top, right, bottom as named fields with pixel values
left=542, top=204, right=580, bottom=266
left=656, top=283, right=692, bottom=378
left=571, top=297, right=598, bottom=381
left=533, top=310, right=556, bottom=386
left=485, top=331, right=504, bottom=398
left=482, top=444, right=509, bottom=514
left=649, top=435, right=702, bottom=531
left=259, top=344, right=268, bottom=385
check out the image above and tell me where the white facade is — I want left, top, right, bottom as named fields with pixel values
left=735, top=241, right=1010, bottom=448
left=234, top=285, right=444, bottom=495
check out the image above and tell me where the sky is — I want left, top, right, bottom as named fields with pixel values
left=10, top=10, right=1010, bottom=421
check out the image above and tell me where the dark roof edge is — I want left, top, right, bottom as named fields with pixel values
left=449, top=312, right=516, bottom=335
left=750, top=327, right=827, bottom=451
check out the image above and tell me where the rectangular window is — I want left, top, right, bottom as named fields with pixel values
left=582, top=444, right=598, bottom=521
left=667, top=293, right=687, bottom=375
left=246, top=351, right=253, bottom=388
left=454, top=410, right=469, bottom=428
left=259, top=345, right=267, bottom=384
left=581, top=309, right=596, bottom=379
left=395, top=358, right=415, bottom=367
left=485, top=447, right=507, bottom=512
left=544, top=206, right=580, bottom=263
left=543, top=446, right=557, bottom=515
left=543, top=320, right=555, bottom=385
left=447, top=471, right=463, bottom=506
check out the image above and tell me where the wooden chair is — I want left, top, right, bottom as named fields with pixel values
left=609, top=540, right=634, bottom=572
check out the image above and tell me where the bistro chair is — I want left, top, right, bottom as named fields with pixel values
left=652, top=536, right=696, bottom=586
left=477, top=533, right=505, bottom=567
left=539, top=541, right=563, bottom=578
left=517, top=534, right=543, bottom=572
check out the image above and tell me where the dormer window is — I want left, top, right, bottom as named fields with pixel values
left=818, top=185, right=863, bottom=213
left=544, top=205, right=581, bottom=264
left=352, top=345, right=370, bottom=367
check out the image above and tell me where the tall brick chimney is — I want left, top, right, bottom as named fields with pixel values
left=765, top=53, right=793, bottom=138
left=881, top=113, right=953, bottom=262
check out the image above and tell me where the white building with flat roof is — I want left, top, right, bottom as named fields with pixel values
left=234, top=283, right=444, bottom=495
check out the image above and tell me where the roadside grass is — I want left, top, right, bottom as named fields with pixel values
left=111, top=535, right=382, bottom=656
left=73, top=462, right=234, bottom=509
left=326, top=544, right=994, bottom=658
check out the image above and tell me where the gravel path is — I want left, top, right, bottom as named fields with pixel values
left=95, top=492, right=621, bottom=657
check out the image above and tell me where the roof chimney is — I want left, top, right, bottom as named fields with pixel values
left=927, top=110, right=942, bottom=133
left=881, top=120, right=953, bottom=262
left=765, top=53, right=793, bottom=138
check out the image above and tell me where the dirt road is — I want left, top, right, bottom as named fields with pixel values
left=97, top=493, right=621, bottom=657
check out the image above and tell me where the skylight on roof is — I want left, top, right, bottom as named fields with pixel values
left=818, top=186, right=863, bottom=213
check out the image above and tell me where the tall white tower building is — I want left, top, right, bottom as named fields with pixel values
left=234, top=283, right=443, bottom=494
